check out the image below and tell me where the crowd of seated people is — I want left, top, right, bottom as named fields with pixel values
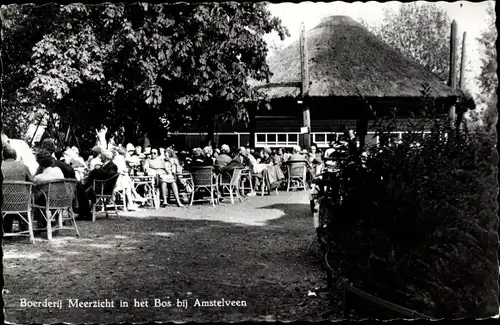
left=2, top=132, right=357, bottom=233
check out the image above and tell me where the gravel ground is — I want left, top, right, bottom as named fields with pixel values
left=3, top=191, right=339, bottom=323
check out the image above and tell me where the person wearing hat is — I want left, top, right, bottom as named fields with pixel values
left=84, top=150, right=119, bottom=204
left=133, top=145, right=143, bottom=157
left=87, top=146, right=103, bottom=171
left=125, top=143, right=141, bottom=173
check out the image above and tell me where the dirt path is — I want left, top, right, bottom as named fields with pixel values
left=3, top=192, right=338, bottom=323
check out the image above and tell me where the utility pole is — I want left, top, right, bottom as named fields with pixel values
left=300, top=21, right=311, bottom=150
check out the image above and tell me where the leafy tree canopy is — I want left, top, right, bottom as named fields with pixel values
left=476, top=2, right=497, bottom=130
left=361, top=3, right=459, bottom=82
left=21, top=2, right=288, bottom=144
left=1, top=4, right=60, bottom=139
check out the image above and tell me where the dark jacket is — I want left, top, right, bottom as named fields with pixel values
left=85, top=161, right=118, bottom=195
left=190, top=156, right=213, bottom=167
left=53, top=159, right=76, bottom=179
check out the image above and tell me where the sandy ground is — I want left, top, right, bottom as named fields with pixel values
left=3, top=191, right=339, bottom=323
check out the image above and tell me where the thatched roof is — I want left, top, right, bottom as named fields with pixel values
left=253, top=16, right=457, bottom=99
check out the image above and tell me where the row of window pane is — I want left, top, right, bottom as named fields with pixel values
left=256, top=133, right=298, bottom=144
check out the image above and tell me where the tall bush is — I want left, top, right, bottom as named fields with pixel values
left=325, top=106, right=498, bottom=318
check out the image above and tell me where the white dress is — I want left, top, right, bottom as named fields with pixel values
left=113, top=155, right=131, bottom=191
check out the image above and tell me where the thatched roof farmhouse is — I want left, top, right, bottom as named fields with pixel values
left=254, top=15, right=457, bottom=100
left=173, top=15, right=470, bottom=150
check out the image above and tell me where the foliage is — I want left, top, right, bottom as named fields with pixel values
left=476, top=2, right=497, bottom=129
left=361, top=3, right=463, bottom=81
left=0, top=4, right=59, bottom=138
left=21, top=2, right=288, bottom=146
left=322, top=92, right=498, bottom=318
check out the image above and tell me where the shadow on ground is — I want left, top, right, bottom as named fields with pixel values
left=3, top=192, right=337, bottom=323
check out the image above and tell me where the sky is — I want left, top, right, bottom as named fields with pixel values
left=264, top=1, right=495, bottom=97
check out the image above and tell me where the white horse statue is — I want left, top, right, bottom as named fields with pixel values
left=2, top=134, right=39, bottom=176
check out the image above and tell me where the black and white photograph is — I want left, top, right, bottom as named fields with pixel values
left=0, top=0, right=498, bottom=323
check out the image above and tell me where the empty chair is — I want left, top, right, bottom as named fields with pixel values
left=32, top=178, right=80, bottom=241
left=2, top=181, right=35, bottom=243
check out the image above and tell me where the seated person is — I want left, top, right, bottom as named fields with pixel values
left=283, top=148, right=292, bottom=162
left=189, top=147, right=212, bottom=167
left=308, top=144, right=323, bottom=179
left=33, top=149, right=65, bottom=228
left=145, top=148, right=183, bottom=207
left=132, top=145, right=143, bottom=157
left=69, top=146, right=87, bottom=169
left=84, top=150, right=119, bottom=204
left=286, top=145, right=310, bottom=164
left=34, top=150, right=65, bottom=184
left=214, top=144, right=232, bottom=173
left=222, top=147, right=247, bottom=172
left=2, top=147, right=34, bottom=233
left=203, top=146, right=216, bottom=165
left=272, top=147, right=285, bottom=166
left=87, top=146, right=103, bottom=171
left=125, top=144, right=142, bottom=175
left=113, top=148, right=143, bottom=211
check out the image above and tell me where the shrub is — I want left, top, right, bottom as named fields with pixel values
left=324, top=112, right=498, bottom=318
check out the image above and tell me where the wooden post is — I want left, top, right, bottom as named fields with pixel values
left=300, top=21, right=311, bottom=150
left=459, top=31, right=466, bottom=89
left=29, top=114, right=45, bottom=147
left=448, top=20, right=457, bottom=120
left=249, top=105, right=256, bottom=148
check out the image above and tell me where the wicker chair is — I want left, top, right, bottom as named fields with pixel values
left=286, top=161, right=308, bottom=192
left=188, top=166, right=218, bottom=206
left=239, top=168, right=254, bottom=195
left=2, top=181, right=35, bottom=243
left=170, top=172, right=194, bottom=204
left=259, top=168, right=280, bottom=196
left=92, top=174, right=121, bottom=222
left=32, top=178, right=80, bottom=241
left=218, top=168, right=244, bottom=204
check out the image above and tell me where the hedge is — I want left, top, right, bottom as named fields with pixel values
left=323, top=114, right=498, bottom=318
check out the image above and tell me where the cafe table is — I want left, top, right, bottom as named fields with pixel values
left=130, top=175, right=159, bottom=209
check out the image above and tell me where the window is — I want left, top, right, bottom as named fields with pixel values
left=313, top=132, right=342, bottom=148
left=315, top=134, right=326, bottom=142
left=326, top=133, right=337, bottom=142
left=255, top=133, right=299, bottom=147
